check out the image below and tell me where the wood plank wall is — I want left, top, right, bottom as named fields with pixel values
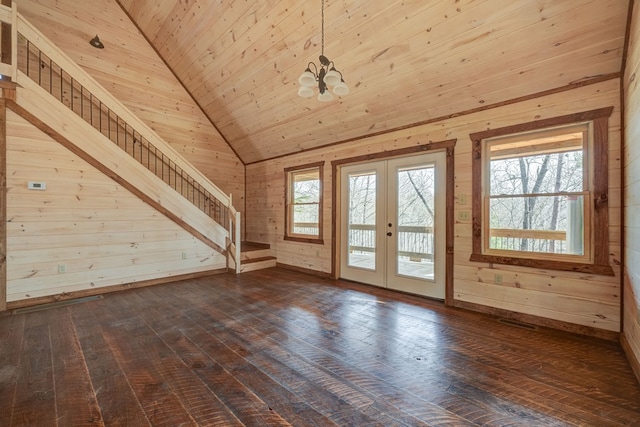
left=246, top=79, right=622, bottom=333
left=15, top=0, right=245, bottom=218
left=5, top=109, right=225, bottom=303
left=623, top=0, right=640, bottom=379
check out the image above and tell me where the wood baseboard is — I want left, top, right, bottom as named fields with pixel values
left=621, top=334, right=640, bottom=385
left=453, top=299, right=620, bottom=342
left=6, top=269, right=227, bottom=310
left=276, top=262, right=332, bottom=279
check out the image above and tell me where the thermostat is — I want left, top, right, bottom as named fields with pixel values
left=27, top=181, right=46, bottom=190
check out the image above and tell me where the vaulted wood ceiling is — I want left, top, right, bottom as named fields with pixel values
left=22, top=1, right=632, bottom=164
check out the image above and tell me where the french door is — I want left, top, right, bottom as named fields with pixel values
left=339, top=152, right=446, bottom=299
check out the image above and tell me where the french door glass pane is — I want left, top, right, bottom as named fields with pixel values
left=347, top=171, right=376, bottom=270
left=396, top=165, right=435, bottom=280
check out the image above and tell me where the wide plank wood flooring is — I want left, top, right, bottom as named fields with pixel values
left=1, top=267, right=639, bottom=426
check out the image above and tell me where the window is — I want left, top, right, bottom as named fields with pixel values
left=284, top=162, right=324, bottom=243
left=469, top=108, right=613, bottom=275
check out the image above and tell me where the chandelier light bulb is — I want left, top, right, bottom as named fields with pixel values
left=298, top=70, right=316, bottom=87
left=324, top=69, right=341, bottom=86
left=317, top=91, right=334, bottom=102
left=333, top=81, right=349, bottom=96
left=298, top=86, right=315, bottom=98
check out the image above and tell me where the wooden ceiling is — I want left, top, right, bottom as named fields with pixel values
left=24, top=1, right=634, bottom=164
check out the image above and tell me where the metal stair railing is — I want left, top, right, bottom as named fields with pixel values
left=17, top=38, right=229, bottom=229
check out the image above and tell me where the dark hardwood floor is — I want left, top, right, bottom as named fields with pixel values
left=1, top=268, right=639, bottom=426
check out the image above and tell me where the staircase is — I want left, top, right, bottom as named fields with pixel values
left=0, top=3, right=282, bottom=275
left=0, top=3, right=247, bottom=272
left=239, top=242, right=277, bottom=273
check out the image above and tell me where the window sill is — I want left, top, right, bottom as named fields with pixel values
left=284, top=235, right=324, bottom=245
left=469, top=253, right=614, bottom=276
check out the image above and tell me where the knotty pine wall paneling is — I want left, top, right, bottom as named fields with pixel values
left=623, top=0, right=640, bottom=381
left=15, top=0, right=245, bottom=221
left=5, top=110, right=225, bottom=303
left=246, top=79, right=622, bottom=333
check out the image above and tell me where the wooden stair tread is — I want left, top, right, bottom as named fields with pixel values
left=242, top=256, right=276, bottom=264
left=241, top=241, right=270, bottom=252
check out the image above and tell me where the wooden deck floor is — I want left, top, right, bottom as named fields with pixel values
left=1, top=268, right=639, bottom=426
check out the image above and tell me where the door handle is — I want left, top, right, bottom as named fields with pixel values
left=387, top=232, right=392, bottom=236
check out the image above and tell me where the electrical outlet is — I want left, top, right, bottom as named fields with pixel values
left=182, top=251, right=187, bottom=260
left=58, top=264, right=66, bottom=274
left=494, top=274, right=503, bottom=285
left=458, top=193, right=467, bottom=205
left=457, top=210, right=471, bottom=221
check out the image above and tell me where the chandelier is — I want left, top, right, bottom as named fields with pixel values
left=297, top=0, right=349, bottom=101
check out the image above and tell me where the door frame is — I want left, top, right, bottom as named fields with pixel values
left=331, top=140, right=456, bottom=305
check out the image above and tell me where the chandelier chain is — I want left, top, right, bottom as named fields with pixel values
left=297, top=0, right=349, bottom=100
left=321, top=0, right=325, bottom=56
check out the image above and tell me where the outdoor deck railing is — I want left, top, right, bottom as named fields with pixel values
left=293, top=223, right=436, bottom=261
left=294, top=222, right=570, bottom=260
left=488, top=228, right=568, bottom=254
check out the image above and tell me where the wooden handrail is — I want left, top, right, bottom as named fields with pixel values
left=0, top=4, right=11, bottom=23
left=0, top=3, right=15, bottom=79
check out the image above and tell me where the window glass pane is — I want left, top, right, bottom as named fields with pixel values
left=396, top=166, right=435, bottom=280
left=347, top=171, right=376, bottom=270
left=489, top=151, right=583, bottom=196
left=488, top=195, right=584, bottom=255
left=293, top=171, right=320, bottom=203
left=292, top=204, right=319, bottom=235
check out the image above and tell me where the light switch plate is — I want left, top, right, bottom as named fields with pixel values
left=457, top=210, right=471, bottom=221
